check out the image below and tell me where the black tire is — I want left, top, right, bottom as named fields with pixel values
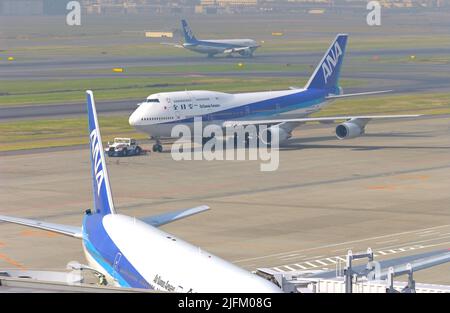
left=152, top=145, right=158, bottom=152
left=122, top=148, right=128, bottom=156
left=135, top=146, right=142, bottom=155
left=156, top=144, right=163, bottom=153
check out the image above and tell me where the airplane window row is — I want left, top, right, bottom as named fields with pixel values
left=146, top=99, right=160, bottom=103
left=173, top=99, right=191, bottom=103
left=141, top=116, right=174, bottom=121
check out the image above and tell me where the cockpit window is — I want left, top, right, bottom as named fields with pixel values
left=146, top=98, right=160, bottom=103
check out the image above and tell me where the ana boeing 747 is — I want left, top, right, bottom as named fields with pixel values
left=131, top=34, right=420, bottom=152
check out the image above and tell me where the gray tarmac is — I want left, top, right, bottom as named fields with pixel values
left=1, top=116, right=449, bottom=285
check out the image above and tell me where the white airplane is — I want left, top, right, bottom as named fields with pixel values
left=130, top=34, right=420, bottom=152
left=165, top=20, right=260, bottom=58
left=0, top=91, right=281, bottom=293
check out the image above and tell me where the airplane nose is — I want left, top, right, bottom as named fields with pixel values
left=129, top=111, right=139, bottom=126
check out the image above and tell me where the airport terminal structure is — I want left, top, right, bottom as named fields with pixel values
left=0, top=2, right=450, bottom=294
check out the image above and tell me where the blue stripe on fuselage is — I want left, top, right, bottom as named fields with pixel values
left=160, top=88, right=327, bottom=125
left=82, top=213, right=153, bottom=289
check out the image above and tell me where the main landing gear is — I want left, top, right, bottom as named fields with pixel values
left=152, top=139, right=163, bottom=153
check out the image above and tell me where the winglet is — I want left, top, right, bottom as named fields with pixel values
left=86, top=90, right=116, bottom=215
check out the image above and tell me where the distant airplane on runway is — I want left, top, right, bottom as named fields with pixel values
left=131, top=34, right=420, bottom=152
left=163, top=19, right=260, bottom=58
left=0, top=91, right=281, bottom=293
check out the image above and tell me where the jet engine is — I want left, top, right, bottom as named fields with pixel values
left=238, top=48, right=253, bottom=57
left=335, top=122, right=365, bottom=140
left=259, top=126, right=291, bottom=146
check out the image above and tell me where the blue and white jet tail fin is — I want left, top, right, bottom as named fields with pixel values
left=181, top=19, right=197, bottom=44
left=86, top=90, right=116, bottom=216
left=305, top=34, right=348, bottom=94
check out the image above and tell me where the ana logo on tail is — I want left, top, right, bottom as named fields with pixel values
left=185, top=26, right=194, bottom=41
left=322, top=41, right=343, bottom=84
left=90, top=129, right=104, bottom=196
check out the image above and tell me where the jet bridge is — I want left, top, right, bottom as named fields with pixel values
left=256, top=248, right=450, bottom=293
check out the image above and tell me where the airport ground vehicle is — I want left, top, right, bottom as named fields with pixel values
left=105, top=138, right=143, bottom=157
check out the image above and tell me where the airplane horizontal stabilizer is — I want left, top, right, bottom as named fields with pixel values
left=0, top=215, right=82, bottom=239
left=326, top=90, right=393, bottom=99
left=141, top=205, right=210, bottom=227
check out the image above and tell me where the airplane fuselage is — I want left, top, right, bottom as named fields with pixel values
left=129, top=88, right=329, bottom=138
left=82, top=213, right=281, bottom=292
left=183, top=39, right=259, bottom=56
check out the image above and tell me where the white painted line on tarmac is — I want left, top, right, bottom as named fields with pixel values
left=272, top=267, right=283, bottom=272
left=233, top=224, right=450, bottom=263
left=376, top=239, right=399, bottom=245
left=279, top=253, right=301, bottom=258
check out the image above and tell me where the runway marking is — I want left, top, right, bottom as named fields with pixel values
left=272, top=267, right=283, bottom=272
left=278, top=255, right=306, bottom=261
left=376, top=239, right=399, bottom=245
left=0, top=253, right=26, bottom=270
left=279, top=253, right=301, bottom=258
left=418, top=231, right=442, bottom=237
left=308, top=255, right=325, bottom=259
left=380, top=235, right=450, bottom=251
left=233, top=224, right=450, bottom=263
left=417, top=230, right=437, bottom=235
left=283, top=265, right=297, bottom=271
left=267, top=241, right=450, bottom=273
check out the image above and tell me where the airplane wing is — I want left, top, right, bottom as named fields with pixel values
left=140, top=205, right=210, bottom=227
left=223, top=46, right=252, bottom=54
left=223, top=114, right=422, bottom=128
left=160, top=42, right=184, bottom=48
left=0, top=215, right=82, bottom=239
